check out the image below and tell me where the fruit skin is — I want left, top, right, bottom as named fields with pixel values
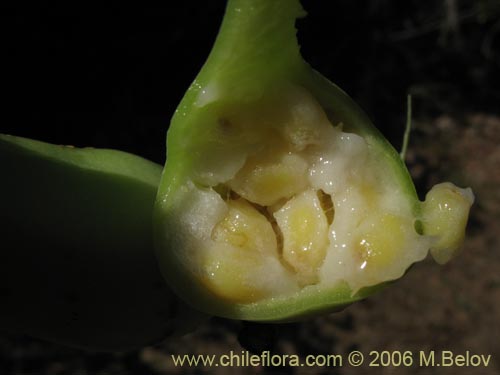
left=0, top=134, right=203, bottom=352
left=153, top=0, right=424, bottom=321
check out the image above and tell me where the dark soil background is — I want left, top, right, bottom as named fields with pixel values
left=1, top=1, right=500, bottom=374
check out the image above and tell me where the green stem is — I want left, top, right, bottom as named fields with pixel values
left=400, top=94, right=412, bottom=160
left=196, top=0, right=306, bottom=98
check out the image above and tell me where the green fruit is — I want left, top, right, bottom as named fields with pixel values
left=0, top=134, right=203, bottom=351
left=154, top=0, right=474, bottom=321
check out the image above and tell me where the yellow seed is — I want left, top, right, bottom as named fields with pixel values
left=421, top=182, right=474, bottom=264
left=205, top=198, right=279, bottom=303
left=356, top=213, right=406, bottom=270
left=277, top=84, right=332, bottom=151
left=228, top=152, right=308, bottom=206
left=202, top=246, right=266, bottom=303
left=274, top=189, right=329, bottom=285
left=211, top=198, right=277, bottom=254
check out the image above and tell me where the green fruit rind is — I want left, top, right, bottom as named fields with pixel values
left=0, top=134, right=162, bottom=185
left=154, top=0, right=473, bottom=321
left=0, top=134, right=202, bottom=351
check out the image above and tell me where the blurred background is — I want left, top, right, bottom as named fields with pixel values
left=1, top=0, right=499, bottom=374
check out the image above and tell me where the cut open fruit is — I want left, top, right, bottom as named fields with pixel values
left=154, top=0, right=474, bottom=321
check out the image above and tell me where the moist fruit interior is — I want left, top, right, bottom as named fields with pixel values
left=171, top=84, right=434, bottom=304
